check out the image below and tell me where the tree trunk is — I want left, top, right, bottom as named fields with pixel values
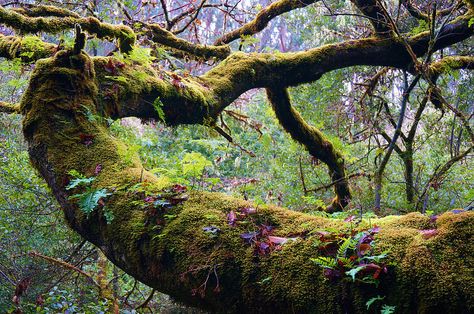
left=18, top=48, right=473, bottom=314
left=402, top=148, right=415, bottom=205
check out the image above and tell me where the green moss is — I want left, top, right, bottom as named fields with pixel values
left=18, top=47, right=474, bottom=313
left=0, top=6, right=135, bottom=53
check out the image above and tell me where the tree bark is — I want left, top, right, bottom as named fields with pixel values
left=18, top=48, right=474, bottom=314
left=402, top=149, right=415, bottom=204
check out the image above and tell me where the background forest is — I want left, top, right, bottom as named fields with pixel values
left=0, top=0, right=472, bottom=312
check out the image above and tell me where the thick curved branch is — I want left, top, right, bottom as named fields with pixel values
left=19, top=50, right=474, bottom=313
left=214, top=0, right=320, bottom=45
left=266, top=87, right=350, bottom=212
left=0, top=6, right=135, bottom=52
left=95, top=10, right=473, bottom=127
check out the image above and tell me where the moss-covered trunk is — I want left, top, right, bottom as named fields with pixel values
left=19, top=51, right=473, bottom=314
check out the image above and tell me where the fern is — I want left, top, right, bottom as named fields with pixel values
left=381, top=305, right=396, bottom=314
left=152, top=97, right=166, bottom=122
left=345, top=265, right=365, bottom=282
left=310, top=256, right=337, bottom=269
left=66, top=170, right=95, bottom=189
left=337, top=236, right=356, bottom=257
left=70, top=188, right=111, bottom=215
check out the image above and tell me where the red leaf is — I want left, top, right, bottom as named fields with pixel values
left=358, top=243, right=371, bottom=255
left=240, top=207, right=256, bottom=215
left=268, top=236, right=289, bottom=245
left=79, top=134, right=94, bottom=146
left=13, top=277, right=31, bottom=305
left=227, top=210, right=237, bottom=226
left=344, top=215, right=356, bottom=222
left=171, top=184, right=187, bottom=193
left=104, top=59, right=116, bottom=74
left=419, top=229, right=438, bottom=239
left=36, top=294, right=44, bottom=306
left=94, top=164, right=102, bottom=175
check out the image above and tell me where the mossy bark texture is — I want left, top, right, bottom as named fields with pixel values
left=19, top=51, right=474, bottom=314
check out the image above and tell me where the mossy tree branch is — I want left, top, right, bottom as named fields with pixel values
left=0, top=101, right=20, bottom=114
left=17, top=51, right=474, bottom=313
left=99, top=10, right=474, bottom=126
left=136, top=22, right=231, bottom=60
left=11, top=4, right=81, bottom=18
left=0, top=34, right=56, bottom=61
left=266, top=87, right=350, bottom=213
left=0, top=6, right=135, bottom=53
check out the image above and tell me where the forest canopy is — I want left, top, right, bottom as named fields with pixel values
left=0, top=0, right=473, bottom=313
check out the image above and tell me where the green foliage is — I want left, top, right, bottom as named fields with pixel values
left=310, top=256, right=337, bottom=269
left=182, top=152, right=212, bottom=177
left=366, top=295, right=385, bottom=310
left=126, top=47, right=156, bottom=66
left=381, top=304, right=397, bottom=314
left=240, top=35, right=260, bottom=48
left=66, top=170, right=95, bottom=189
left=69, top=188, right=111, bottom=216
left=66, top=171, right=112, bottom=222
left=152, top=97, right=166, bottom=122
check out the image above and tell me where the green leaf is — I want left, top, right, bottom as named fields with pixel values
left=127, top=47, right=156, bottom=66
left=70, top=189, right=111, bottom=215
left=366, top=295, right=385, bottom=310
left=337, top=236, right=356, bottom=258
left=181, top=152, right=212, bottom=177
left=310, top=256, right=337, bottom=269
left=152, top=97, right=166, bottom=122
left=345, top=265, right=366, bottom=281
left=66, top=177, right=95, bottom=190
left=104, top=75, right=128, bottom=84
left=381, top=304, right=396, bottom=314
left=103, top=207, right=114, bottom=224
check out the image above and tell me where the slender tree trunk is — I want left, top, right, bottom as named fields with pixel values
left=402, top=146, right=415, bottom=204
